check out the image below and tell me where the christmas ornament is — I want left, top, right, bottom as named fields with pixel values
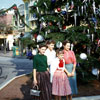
left=91, top=34, right=94, bottom=42
left=34, top=34, right=37, bottom=39
left=70, top=1, right=74, bottom=10
left=51, top=0, right=56, bottom=3
left=34, top=1, right=37, bottom=6
left=56, top=41, right=62, bottom=48
left=80, top=53, right=87, bottom=60
left=66, top=3, right=69, bottom=12
left=48, top=22, right=52, bottom=26
left=36, top=7, right=39, bottom=13
left=37, top=35, right=44, bottom=42
left=74, top=13, right=77, bottom=26
left=61, top=11, right=66, bottom=15
left=32, top=49, right=37, bottom=55
left=44, top=2, right=48, bottom=9
left=62, top=25, right=66, bottom=30
left=57, top=7, right=61, bottom=12
left=33, top=13, right=36, bottom=18
left=71, top=43, right=74, bottom=51
left=92, top=68, right=99, bottom=76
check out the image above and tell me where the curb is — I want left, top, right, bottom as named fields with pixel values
left=0, top=73, right=30, bottom=91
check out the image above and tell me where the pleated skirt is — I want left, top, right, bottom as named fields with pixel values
left=65, top=64, right=78, bottom=95
left=33, top=71, right=52, bottom=100
left=52, top=70, right=71, bottom=96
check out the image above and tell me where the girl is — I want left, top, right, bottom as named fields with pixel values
left=51, top=49, right=71, bottom=100
left=63, top=40, right=78, bottom=100
left=33, top=44, right=52, bottom=100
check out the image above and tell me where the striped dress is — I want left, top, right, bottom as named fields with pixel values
left=51, top=58, right=71, bottom=96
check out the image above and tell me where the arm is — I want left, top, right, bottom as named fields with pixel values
left=71, top=51, right=76, bottom=76
left=33, top=69, right=37, bottom=85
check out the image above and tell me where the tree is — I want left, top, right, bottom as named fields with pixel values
left=29, top=0, right=100, bottom=82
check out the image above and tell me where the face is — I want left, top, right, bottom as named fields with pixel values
left=64, top=43, right=70, bottom=51
left=47, top=43, right=55, bottom=51
left=39, top=47, right=46, bottom=55
left=57, top=53, right=64, bottom=60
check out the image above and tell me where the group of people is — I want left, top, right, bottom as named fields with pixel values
left=33, top=40, right=78, bottom=100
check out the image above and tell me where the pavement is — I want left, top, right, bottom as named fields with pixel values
left=0, top=51, right=100, bottom=100
left=73, top=95, right=100, bottom=100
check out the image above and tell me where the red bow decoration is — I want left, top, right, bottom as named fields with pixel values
left=59, top=60, right=64, bottom=68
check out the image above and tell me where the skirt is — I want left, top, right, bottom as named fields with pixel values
left=52, top=70, right=71, bottom=96
left=65, top=64, right=78, bottom=95
left=33, top=71, right=52, bottom=100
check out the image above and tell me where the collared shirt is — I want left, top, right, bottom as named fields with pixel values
left=63, top=50, right=76, bottom=65
left=45, top=48, right=56, bottom=66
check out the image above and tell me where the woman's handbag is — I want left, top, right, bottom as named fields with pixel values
left=30, top=85, right=41, bottom=96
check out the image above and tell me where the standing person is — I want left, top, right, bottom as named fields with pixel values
left=33, top=44, right=52, bottom=100
left=45, top=40, right=56, bottom=82
left=45, top=40, right=56, bottom=67
left=63, top=40, right=78, bottom=100
left=51, top=49, right=72, bottom=100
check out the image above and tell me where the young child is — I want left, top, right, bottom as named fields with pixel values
left=51, top=49, right=72, bottom=100
left=33, top=43, right=52, bottom=100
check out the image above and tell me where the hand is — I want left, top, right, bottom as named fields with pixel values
left=33, top=79, right=37, bottom=86
left=71, top=72, right=75, bottom=77
left=67, top=72, right=72, bottom=77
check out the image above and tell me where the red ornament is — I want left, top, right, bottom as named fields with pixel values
left=62, top=26, right=66, bottom=30
left=59, top=60, right=64, bottom=68
left=12, top=6, right=17, bottom=10
left=48, top=22, right=52, bottom=26
left=57, top=7, right=61, bottom=12
left=34, top=34, right=37, bottom=39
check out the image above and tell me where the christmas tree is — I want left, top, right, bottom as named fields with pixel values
left=29, top=0, right=100, bottom=83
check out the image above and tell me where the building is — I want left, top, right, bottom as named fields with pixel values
left=0, top=9, right=14, bottom=51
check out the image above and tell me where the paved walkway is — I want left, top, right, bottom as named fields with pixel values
left=73, top=95, right=100, bottom=100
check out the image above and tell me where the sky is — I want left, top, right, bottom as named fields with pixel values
left=0, top=0, right=24, bottom=10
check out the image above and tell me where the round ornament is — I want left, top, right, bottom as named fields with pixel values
left=51, top=0, right=56, bottom=3
left=57, top=7, right=61, bottom=12
left=62, top=26, right=66, bottom=30
left=92, top=68, right=99, bottom=76
left=37, top=35, right=44, bottom=42
left=56, top=41, right=62, bottom=48
left=80, top=53, right=87, bottom=60
left=61, top=11, right=66, bottom=15
left=34, top=1, right=37, bottom=6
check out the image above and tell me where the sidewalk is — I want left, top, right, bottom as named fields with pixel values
left=73, top=95, right=100, bottom=100
left=0, top=74, right=100, bottom=100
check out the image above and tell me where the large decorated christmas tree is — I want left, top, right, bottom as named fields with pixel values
left=30, top=0, right=100, bottom=83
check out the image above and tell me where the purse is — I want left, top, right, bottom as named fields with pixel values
left=30, top=85, right=41, bottom=96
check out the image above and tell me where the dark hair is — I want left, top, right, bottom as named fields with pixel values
left=38, top=43, right=47, bottom=48
left=56, top=49, right=64, bottom=56
left=62, top=40, right=70, bottom=46
left=46, top=40, right=55, bottom=45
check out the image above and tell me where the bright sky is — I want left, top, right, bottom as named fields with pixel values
left=0, top=0, right=24, bottom=10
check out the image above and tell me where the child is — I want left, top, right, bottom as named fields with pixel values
left=51, top=49, right=72, bottom=100
left=33, top=43, right=52, bottom=100
left=45, top=40, right=56, bottom=66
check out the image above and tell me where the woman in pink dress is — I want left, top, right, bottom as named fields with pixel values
left=51, top=49, right=71, bottom=100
